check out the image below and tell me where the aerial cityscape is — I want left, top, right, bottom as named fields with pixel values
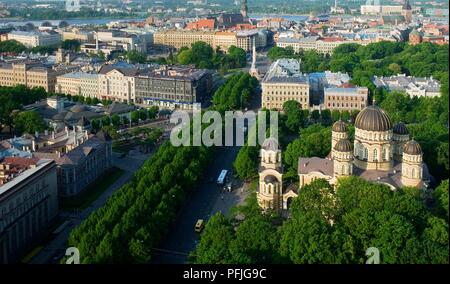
left=0, top=0, right=448, bottom=268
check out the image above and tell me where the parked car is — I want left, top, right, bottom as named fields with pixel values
left=195, top=219, right=205, bottom=233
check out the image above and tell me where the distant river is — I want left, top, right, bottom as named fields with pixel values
left=0, top=14, right=311, bottom=27
left=0, top=18, right=145, bottom=27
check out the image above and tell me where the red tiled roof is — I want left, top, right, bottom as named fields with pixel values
left=2, top=157, right=39, bottom=167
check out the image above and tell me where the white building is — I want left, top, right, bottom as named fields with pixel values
left=373, top=74, right=441, bottom=98
left=98, top=65, right=138, bottom=103
left=7, top=31, right=61, bottom=48
left=56, top=72, right=99, bottom=99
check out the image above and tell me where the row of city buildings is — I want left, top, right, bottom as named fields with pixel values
left=0, top=125, right=113, bottom=263
left=153, top=29, right=268, bottom=52
left=260, top=58, right=441, bottom=112
left=0, top=60, right=213, bottom=109
left=55, top=64, right=213, bottom=109
left=0, top=91, right=149, bottom=262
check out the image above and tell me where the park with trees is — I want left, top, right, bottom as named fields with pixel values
left=177, top=42, right=247, bottom=73
left=192, top=177, right=449, bottom=264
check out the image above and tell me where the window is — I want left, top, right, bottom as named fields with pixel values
left=373, top=149, right=378, bottom=161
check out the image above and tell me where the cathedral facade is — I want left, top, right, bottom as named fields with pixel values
left=257, top=105, right=430, bottom=212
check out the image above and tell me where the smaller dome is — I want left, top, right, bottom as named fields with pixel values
left=264, top=175, right=278, bottom=184
left=334, top=138, right=353, bottom=152
left=403, top=140, right=422, bottom=155
left=332, top=120, right=347, bottom=133
left=393, top=122, right=409, bottom=135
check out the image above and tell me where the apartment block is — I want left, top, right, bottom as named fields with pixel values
left=0, top=61, right=75, bottom=93
left=324, top=86, right=369, bottom=111
left=7, top=31, right=61, bottom=48
left=56, top=72, right=99, bottom=98
left=262, top=59, right=309, bottom=110
left=98, top=65, right=139, bottom=103
left=135, top=66, right=212, bottom=109
left=0, top=158, right=58, bottom=263
left=277, top=36, right=373, bottom=54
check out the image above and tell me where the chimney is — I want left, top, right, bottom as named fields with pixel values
left=44, top=129, right=48, bottom=136
left=31, top=140, right=36, bottom=151
left=35, top=131, right=39, bottom=138
left=52, top=131, right=55, bottom=140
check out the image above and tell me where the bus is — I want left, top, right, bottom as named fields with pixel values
left=217, top=170, right=228, bottom=185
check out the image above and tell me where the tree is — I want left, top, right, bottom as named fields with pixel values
left=91, top=119, right=100, bottom=131
left=125, top=50, right=147, bottom=64
left=131, top=110, right=140, bottom=124
left=61, top=39, right=81, bottom=52
left=279, top=211, right=339, bottom=264
left=331, top=110, right=341, bottom=122
left=147, top=106, right=159, bottom=120
left=267, top=46, right=295, bottom=61
left=233, top=145, right=259, bottom=180
left=311, top=110, right=320, bottom=121
left=421, top=216, right=449, bottom=264
left=321, top=109, right=331, bottom=125
left=192, top=213, right=234, bottom=264
left=0, top=40, right=27, bottom=53
left=433, top=180, right=449, bottom=219
left=227, top=46, right=247, bottom=68
left=284, top=125, right=331, bottom=174
left=111, top=114, right=121, bottom=127
left=139, top=109, right=148, bottom=121
left=13, top=111, right=46, bottom=134
left=388, top=63, right=402, bottom=74
left=282, top=100, right=304, bottom=133
left=101, top=116, right=110, bottom=127
left=30, top=46, right=56, bottom=55
left=230, top=215, right=280, bottom=263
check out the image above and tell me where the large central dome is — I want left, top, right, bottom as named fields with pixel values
left=355, top=106, right=393, bottom=132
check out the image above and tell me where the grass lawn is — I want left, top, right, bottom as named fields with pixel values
left=59, top=167, right=125, bottom=211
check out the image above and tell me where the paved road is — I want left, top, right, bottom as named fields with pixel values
left=152, top=103, right=261, bottom=264
left=152, top=145, right=241, bottom=264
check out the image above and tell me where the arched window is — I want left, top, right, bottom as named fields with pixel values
left=342, top=165, right=346, bottom=174
left=373, top=148, right=378, bottom=161
left=364, top=148, right=368, bottom=160
left=411, top=168, right=416, bottom=178
left=383, top=148, right=388, bottom=161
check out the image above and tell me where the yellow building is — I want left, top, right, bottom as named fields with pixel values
left=153, top=29, right=267, bottom=52
left=261, top=59, right=309, bottom=110
left=153, top=30, right=215, bottom=49
left=0, top=62, right=74, bottom=93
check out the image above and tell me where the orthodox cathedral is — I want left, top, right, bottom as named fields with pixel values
left=257, top=105, right=431, bottom=211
